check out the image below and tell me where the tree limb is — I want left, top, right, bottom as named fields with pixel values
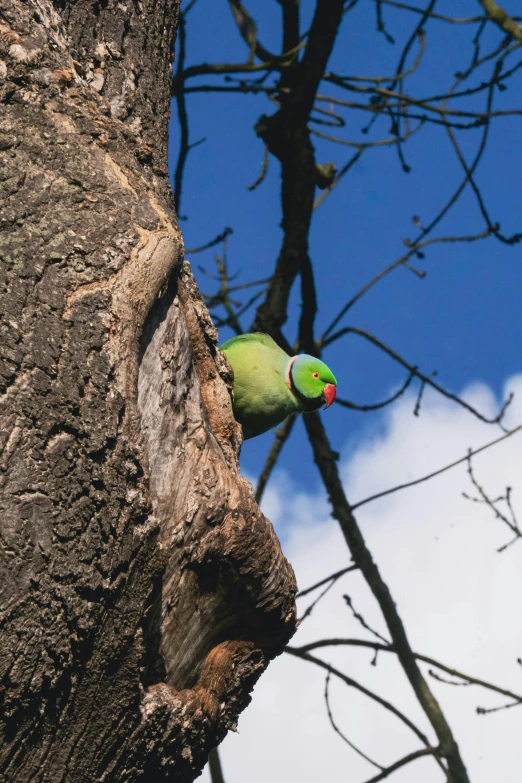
left=479, top=0, right=522, bottom=41
left=304, top=412, right=471, bottom=782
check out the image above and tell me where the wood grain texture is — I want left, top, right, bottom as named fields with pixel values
left=0, top=2, right=297, bottom=780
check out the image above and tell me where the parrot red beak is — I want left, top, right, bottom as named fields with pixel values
left=323, top=383, right=336, bottom=408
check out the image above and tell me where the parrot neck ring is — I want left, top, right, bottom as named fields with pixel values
left=286, top=355, right=298, bottom=390
left=287, top=355, right=336, bottom=411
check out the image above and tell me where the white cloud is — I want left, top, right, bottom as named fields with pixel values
left=201, top=376, right=522, bottom=783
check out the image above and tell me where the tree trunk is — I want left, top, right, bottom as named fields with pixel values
left=0, top=2, right=297, bottom=781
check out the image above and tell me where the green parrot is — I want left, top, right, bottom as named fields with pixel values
left=220, top=332, right=337, bottom=439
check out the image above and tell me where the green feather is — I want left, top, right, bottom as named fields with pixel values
left=220, top=332, right=337, bottom=439
left=291, top=355, right=337, bottom=402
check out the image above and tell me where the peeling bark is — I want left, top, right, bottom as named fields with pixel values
left=0, top=2, right=297, bottom=780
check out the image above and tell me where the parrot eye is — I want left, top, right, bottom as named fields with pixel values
left=312, top=371, right=320, bottom=379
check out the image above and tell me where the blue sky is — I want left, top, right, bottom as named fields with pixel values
left=169, top=0, right=522, bottom=491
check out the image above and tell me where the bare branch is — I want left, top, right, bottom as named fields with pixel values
left=477, top=700, right=522, bottom=715
left=343, top=594, right=390, bottom=644
left=315, top=92, right=522, bottom=123
left=297, top=565, right=358, bottom=598
left=300, top=575, right=344, bottom=622
left=183, top=83, right=274, bottom=94
left=185, top=227, right=233, bottom=255
left=298, top=256, right=318, bottom=354
left=182, top=0, right=200, bottom=14
left=323, top=326, right=513, bottom=428
left=304, top=412, right=471, bottom=781
left=247, top=146, right=270, bottom=191
left=479, top=0, right=522, bottom=41
left=310, top=121, right=423, bottom=148
left=373, top=1, right=488, bottom=24
left=464, top=455, right=522, bottom=551
left=441, top=62, right=522, bottom=246
left=208, top=747, right=227, bottom=783
left=352, top=423, right=522, bottom=512
left=251, top=0, right=346, bottom=342
left=286, top=647, right=434, bottom=748
left=336, top=371, right=415, bottom=412
left=255, top=416, right=296, bottom=503
left=389, top=0, right=435, bottom=93
left=324, top=29, right=425, bottom=84
left=320, top=229, right=491, bottom=343
left=428, top=670, right=472, bottom=688
left=292, top=638, right=522, bottom=706
left=277, top=0, right=300, bottom=54
left=375, top=0, right=395, bottom=44
left=313, top=148, right=364, bottom=209
left=362, top=747, right=438, bottom=783
left=228, top=0, right=276, bottom=62
left=180, top=60, right=281, bottom=81
left=324, top=672, right=384, bottom=770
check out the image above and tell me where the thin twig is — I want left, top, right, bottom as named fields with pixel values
left=313, top=148, right=364, bottom=209
left=336, top=371, right=415, bottom=412
left=315, top=92, right=522, bottom=122
left=442, top=65, right=522, bottom=246
left=375, top=0, right=394, bottom=43
left=323, top=326, right=513, bottom=428
left=185, top=227, right=233, bottom=255
left=477, top=700, right=522, bottom=715
left=324, top=672, right=384, bottom=769
left=320, top=230, right=492, bottom=343
left=374, top=0, right=486, bottom=23
left=247, top=146, right=270, bottom=191
left=464, top=454, right=522, bottom=551
left=300, top=577, right=341, bottom=622
left=352, top=423, right=522, bottom=512
left=291, top=638, right=522, bottom=706
left=310, top=123, right=422, bottom=149
left=286, top=647, right=434, bottom=749
left=255, top=416, right=296, bottom=503
left=362, top=747, right=438, bottom=783
left=297, top=565, right=358, bottom=598
left=343, top=594, right=390, bottom=644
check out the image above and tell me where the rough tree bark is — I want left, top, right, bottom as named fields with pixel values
left=0, top=2, right=297, bottom=781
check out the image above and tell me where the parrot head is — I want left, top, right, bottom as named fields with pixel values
left=288, top=354, right=337, bottom=412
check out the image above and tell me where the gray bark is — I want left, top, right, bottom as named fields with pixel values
left=0, top=2, right=297, bottom=780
